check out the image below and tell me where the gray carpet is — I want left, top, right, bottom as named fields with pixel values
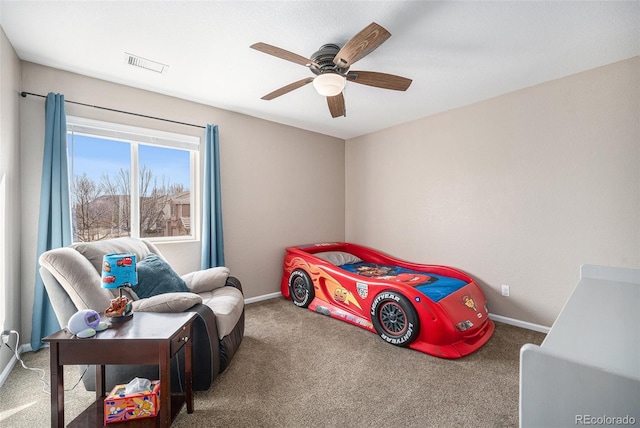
left=0, top=297, right=545, bottom=427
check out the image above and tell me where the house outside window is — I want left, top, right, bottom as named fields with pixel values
left=66, top=116, right=199, bottom=243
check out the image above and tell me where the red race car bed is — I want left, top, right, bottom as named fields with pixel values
left=281, top=242, right=494, bottom=358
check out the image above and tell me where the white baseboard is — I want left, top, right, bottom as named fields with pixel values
left=0, top=353, right=18, bottom=390
left=0, top=343, right=30, bottom=390
left=489, top=314, right=550, bottom=334
left=244, top=292, right=282, bottom=305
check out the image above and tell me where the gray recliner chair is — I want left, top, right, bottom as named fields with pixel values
left=38, top=237, right=244, bottom=392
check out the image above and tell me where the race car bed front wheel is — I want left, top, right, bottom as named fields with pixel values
left=371, top=291, right=419, bottom=347
left=289, top=269, right=314, bottom=308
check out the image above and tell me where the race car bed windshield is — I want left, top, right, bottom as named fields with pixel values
left=340, top=262, right=467, bottom=302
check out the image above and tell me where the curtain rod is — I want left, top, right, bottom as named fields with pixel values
left=20, top=91, right=206, bottom=130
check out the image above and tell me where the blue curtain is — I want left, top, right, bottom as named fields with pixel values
left=31, top=93, right=72, bottom=350
left=201, top=124, right=225, bottom=268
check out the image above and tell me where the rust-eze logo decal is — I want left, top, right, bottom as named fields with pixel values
left=356, top=282, right=368, bottom=299
left=462, top=295, right=477, bottom=311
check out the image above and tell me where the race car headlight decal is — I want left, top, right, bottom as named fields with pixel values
left=455, top=320, right=474, bottom=332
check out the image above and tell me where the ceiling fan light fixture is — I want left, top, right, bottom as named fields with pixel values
left=313, top=73, right=346, bottom=97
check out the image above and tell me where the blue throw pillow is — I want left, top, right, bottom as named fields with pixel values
left=134, top=254, right=189, bottom=299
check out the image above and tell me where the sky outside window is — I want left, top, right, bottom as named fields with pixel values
left=139, top=144, right=190, bottom=190
left=68, top=134, right=190, bottom=189
left=69, top=134, right=129, bottom=183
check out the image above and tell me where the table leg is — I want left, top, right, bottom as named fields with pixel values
left=49, top=342, right=64, bottom=428
left=159, top=341, right=171, bottom=427
left=96, top=364, right=106, bottom=399
left=185, top=322, right=193, bottom=414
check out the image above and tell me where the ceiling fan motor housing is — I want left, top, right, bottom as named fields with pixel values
left=310, top=44, right=349, bottom=76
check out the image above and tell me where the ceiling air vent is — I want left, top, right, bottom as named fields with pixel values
left=124, top=53, right=169, bottom=74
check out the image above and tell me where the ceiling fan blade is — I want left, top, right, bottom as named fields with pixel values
left=327, top=92, right=346, bottom=118
left=261, top=77, right=314, bottom=100
left=333, top=22, right=391, bottom=68
left=347, top=71, right=412, bottom=91
left=250, top=42, right=319, bottom=68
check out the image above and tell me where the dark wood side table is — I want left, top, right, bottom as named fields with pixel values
left=43, top=311, right=197, bottom=427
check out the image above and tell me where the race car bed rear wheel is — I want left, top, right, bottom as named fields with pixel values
left=289, top=269, right=314, bottom=308
left=371, top=291, right=419, bottom=347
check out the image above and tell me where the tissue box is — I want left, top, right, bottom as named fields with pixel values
left=104, top=381, right=161, bottom=424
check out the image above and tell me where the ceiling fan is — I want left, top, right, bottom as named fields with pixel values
left=250, top=22, right=412, bottom=118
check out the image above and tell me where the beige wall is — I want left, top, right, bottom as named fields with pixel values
left=19, top=63, right=345, bottom=341
left=0, top=27, right=22, bottom=372
left=345, top=57, right=640, bottom=327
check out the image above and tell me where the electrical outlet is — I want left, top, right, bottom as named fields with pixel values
left=1, top=331, right=11, bottom=344
left=501, top=284, right=510, bottom=297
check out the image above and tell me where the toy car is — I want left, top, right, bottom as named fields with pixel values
left=117, top=256, right=133, bottom=266
left=281, top=242, right=494, bottom=358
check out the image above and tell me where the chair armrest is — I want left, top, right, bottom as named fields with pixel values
left=225, top=276, right=243, bottom=294
left=131, top=292, right=202, bottom=313
left=181, top=267, right=230, bottom=294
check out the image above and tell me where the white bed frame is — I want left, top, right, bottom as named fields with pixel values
left=519, top=264, right=640, bottom=427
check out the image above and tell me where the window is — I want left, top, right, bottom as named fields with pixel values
left=66, top=117, right=199, bottom=243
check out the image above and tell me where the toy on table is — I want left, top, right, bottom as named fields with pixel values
left=67, top=309, right=108, bottom=338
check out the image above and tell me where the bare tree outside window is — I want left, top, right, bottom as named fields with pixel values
left=101, top=168, right=132, bottom=238
left=139, top=166, right=187, bottom=238
left=71, top=173, right=112, bottom=242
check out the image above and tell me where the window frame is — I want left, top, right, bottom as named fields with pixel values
left=66, top=116, right=200, bottom=243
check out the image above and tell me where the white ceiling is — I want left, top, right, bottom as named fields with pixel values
left=1, top=1, right=638, bottom=139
